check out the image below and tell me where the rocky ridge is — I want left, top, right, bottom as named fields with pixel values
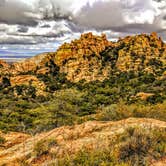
left=0, top=32, right=166, bottom=95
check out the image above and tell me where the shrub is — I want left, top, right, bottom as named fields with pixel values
left=0, top=136, right=6, bottom=145
left=57, top=149, right=122, bottom=166
left=117, top=127, right=166, bottom=165
left=33, top=138, right=57, bottom=157
left=96, top=101, right=166, bottom=122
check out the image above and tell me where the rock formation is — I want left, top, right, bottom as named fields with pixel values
left=0, top=32, right=166, bottom=94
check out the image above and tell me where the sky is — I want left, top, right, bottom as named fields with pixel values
left=0, top=0, right=166, bottom=61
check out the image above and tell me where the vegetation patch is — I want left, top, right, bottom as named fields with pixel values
left=33, top=138, right=57, bottom=157
left=55, top=127, right=166, bottom=166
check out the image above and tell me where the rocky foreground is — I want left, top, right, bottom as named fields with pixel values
left=0, top=118, right=165, bottom=166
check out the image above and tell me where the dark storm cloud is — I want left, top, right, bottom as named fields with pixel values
left=17, top=26, right=29, bottom=33
left=0, top=0, right=73, bottom=26
left=0, top=0, right=38, bottom=25
left=74, top=0, right=166, bottom=34
left=109, top=24, right=165, bottom=35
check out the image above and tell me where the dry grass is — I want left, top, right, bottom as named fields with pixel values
left=0, top=118, right=165, bottom=165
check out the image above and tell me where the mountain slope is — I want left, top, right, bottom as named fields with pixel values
left=0, top=32, right=165, bottom=99
left=1, top=32, right=166, bottom=82
left=0, top=32, right=166, bottom=134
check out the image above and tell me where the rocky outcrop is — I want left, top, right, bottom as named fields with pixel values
left=0, top=131, right=30, bottom=150
left=0, top=32, right=166, bottom=89
left=51, top=32, right=114, bottom=82
left=136, top=92, right=154, bottom=100
left=0, top=60, right=10, bottom=77
left=5, top=53, right=51, bottom=76
left=0, top=60, right=9, bottom=69
left=10, top=75, right=46, bottom=96
left=0, top=33, right=115, bottom=83
left=116, top=32, right=166, bottom=72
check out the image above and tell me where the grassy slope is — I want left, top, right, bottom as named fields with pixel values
left=0, top=118, right=165, bottom=166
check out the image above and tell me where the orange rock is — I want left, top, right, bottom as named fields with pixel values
left=136, top=92, right=154, bottom=100
left=0, top=60, right=9, bottom=68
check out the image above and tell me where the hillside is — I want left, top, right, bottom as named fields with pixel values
left=0, top=32, right=165, bottom=131
left=0, top=118, right=165, bottom=166
left=0, top=32, right=166, bottom=165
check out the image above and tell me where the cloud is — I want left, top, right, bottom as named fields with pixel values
left=0, top=0, right=38, bottom=25
left=74, top=0, right=166, bottom=33
left=0, top=20, right=74, bottom=44
left=0, top=0, right=165, bottom=30
left=0, top=0, right=75, bottom=25
left=74, top=0, right=125, bottom=29
left=0, top=0, right=166, bottom=45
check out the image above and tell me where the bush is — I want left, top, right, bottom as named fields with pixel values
left=33, top=138, right=57, bottom=157
left=117, top=127, right=166, bottom=165
left=57, top=149, right=125, bottom=166
left=96, top=101, right=166, bottom=122
left=0, top=136, right=6, bottom=145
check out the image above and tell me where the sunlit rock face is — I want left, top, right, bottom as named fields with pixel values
left=0, top=59, right=9, bottom=68
left=1, top=32, right=166, bottom=86
left=52, top=33, right=114, bottom=82
left=0, top=33, right=114, bottom=83
left=115, top=32, right=166, bottom=72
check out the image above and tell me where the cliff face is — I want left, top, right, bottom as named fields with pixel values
left=0, top=32, right=166, bottom=94
left=0, top=60, right=9, bottom=80
left=10, top=75, right=46, bottom=96
left=0, top=54, right=50, bottom=95
left=49, top=32, right=114, bottom=82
